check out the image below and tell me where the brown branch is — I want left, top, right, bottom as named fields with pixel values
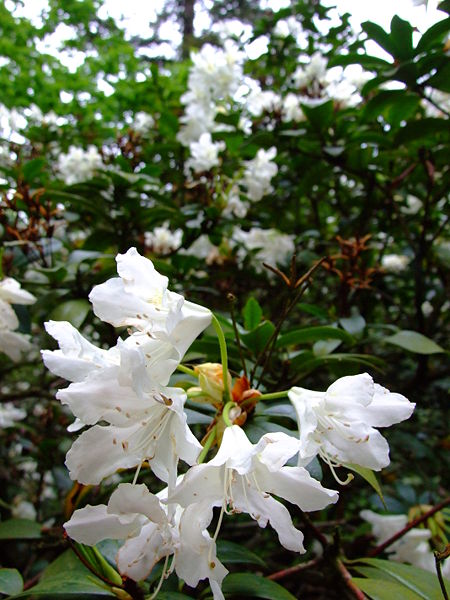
left=369, top=496, right=450, bottom=558
left=268, top=558, right=321, bottom=581
left=336, top=558, right=366, bottom=600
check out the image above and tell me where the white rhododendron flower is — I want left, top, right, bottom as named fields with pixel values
left=57, top=145, right=103, bottom=185
left=65, top=483, right=227, bottom=599
left=169, top=425, right=338, bottom=553
left=144, top=223, right=183, bottom=254
left=185, top=132, right=226, bottom=174
left=232, top=227, right=295, bottom=272
left=241, top=147, right=278, bottom=201
left=89, top=247, right=211, bottom=344
left=288, top=373, right=415, bottom=472
left=0, top=277, right=36, bottom=361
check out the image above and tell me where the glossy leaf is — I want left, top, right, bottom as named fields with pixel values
left=276, top=326, right=353, bottom=348
left=49, top=299, right=91, bottom=329
left=0, top=569, right=23, bottom=595
left=243, top=297, right=263, bottom=331
left=0, top=519, right=42, bottom=540
left=222, top=573, right=296, bottom=600
left=217, top=540, right=266, bottom=567
left=384, top=330, right=446, bottom=354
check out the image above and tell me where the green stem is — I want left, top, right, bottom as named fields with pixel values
left=258, top=390, right=289, bottom=401
left=211, top=313, right=231, bottom=402
left=176, top=364, right=196, bottom=377
left=222, top=401, right=236, bottom=427
left=198, top=425, right=217, bottom=464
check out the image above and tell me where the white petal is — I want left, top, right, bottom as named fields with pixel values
left=64, top=504, right=142, bottom=545
left=0, top=278, right=36, bottom=304
left=322, top=425, right=390, bottom=470
left=288, top=387, right=321, bottom=464
left=176, top=502, right=228, bottom=591
left=325, top=373, right=374, bottom=411
left=169, top=300, right=212, bottom=358
left=0, top=330, right=32, bottom=361
left=168, top=464, right=224, bottom=507
left=0, top=299, right=19, bottom=330
left=255, top=431, right=301, bottom=471
left=255, top=464, right=338, bottom=511
left=108, top=483, right=167, bottom=525
left=362, top=384, right=415, bottom=427
left=117, top=521, right=171, bottom=581
left=209, top=425, right=254, bottom=473
left=232, top=482, right=305, bottom=552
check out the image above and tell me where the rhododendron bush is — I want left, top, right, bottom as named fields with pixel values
left=0, top=1, right=448, bottom=599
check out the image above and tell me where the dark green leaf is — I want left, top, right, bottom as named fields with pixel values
left=362, top=21, right=398, bottom=57
left=49, top=299, right=91, bottom=329
left=416, top=17, right=450, bottom=53
left=390, top=16, right=414, bottom=60
left=0, top=519, right=42, bottom=540
left=301, top=100, right=334, bottom=132
left=243, top=297, right=263, bottom=331
left=9, top=550, right=115, bottom=598
left=276, top=326, right=354, bottom=348
left=384, top=330, right=446, bottom=354
left=344, top=464, right=385, bottom=507
left=217, top=540, right=266, bottom=567
left=0, top=569, right=23, bottom=595
left=352, top=577, right=423, bottom=600
left=241, top=321, right=275, bottom=355
left=222, top=573, right=296, bottom=599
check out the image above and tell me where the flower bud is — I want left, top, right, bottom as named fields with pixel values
left=194, top=363, right=232, bottom=404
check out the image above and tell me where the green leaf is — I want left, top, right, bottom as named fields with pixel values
left=241, top=321, right=275, bottom=355
left=217, top=540, right=266, bottom=567
left=222, top=573, right=296, bottom=599
left=49, top=299, right=91, bottom=329
left=340, top=312, right=366, bottom=337
left=0, top=569, right=23, bottom=595
left=243, top=297, right=263, bottom=331
left=344, top=464, right=385, bottom=507
left=352, top=577, right=423, bottom=599
left=22, top=158, right=46, bottom=182
left=301, top=100, right=334, bottom=131
left=0, top=519, right=42, bottom=539
left=384, top=330, right=446, bottom=354
left=276, top=326, right=354, bottom=348
left=351, top=558, right=450, bottom=599
left=390, top=16, right=414, bottom=60
left=362, top=21, right=398, bottom=57
left=416, top=17, right=450, bottom=53
left=9, top=550, right=116, bottom=598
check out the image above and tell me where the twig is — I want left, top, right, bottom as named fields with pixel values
left=336, top=558, right=366, bottom=600
left=435, top=551, right=449, bottom=600
left=268, top=558, right=320, bottom=581
left=369, top=496, right=450, bottom=557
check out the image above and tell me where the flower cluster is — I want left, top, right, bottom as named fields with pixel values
left=57, top=145, right=103, bottom=185
left=232, top=226, right=296, bottom=272
left=42, top=248, right=416, bottom=599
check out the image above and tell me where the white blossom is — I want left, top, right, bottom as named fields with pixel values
left=131, top=111, right=155, bottom=135
left=0, top=402, right=26, bottom=428
left=57, top=145, right=103, bottom=185
left=381, top=254, right=410, bottom=273
left=241, top=147, right=278, bottom=201
left=232, top=227, right=295, bottom=272
left=144, top=223, right=183, bottom=254
left=185, top=133, right=226, bottom=174
left=288, top=373, right=415, bottom=472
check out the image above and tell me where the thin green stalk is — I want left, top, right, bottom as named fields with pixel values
left=198, top=425, right=217, bottom=464
left=258, top=390, right=289, bottom=401
left=176, top=364, right=196, bottom=377
left=211, top=314, right=231, bottom=402
left=222, top=401, right=236, bottom=427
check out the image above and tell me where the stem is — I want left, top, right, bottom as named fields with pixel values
left=176, top=364, right=196, bottom=377
left=222, top=401, right=236, bottom=427
left=369, top=496, right=450, bottom=557
left=258, top=390, right=289, bottom=401
left=228, top=293, right=248, bottom=379
left=435, top=554, right=449, bottom=600
left=211, top=314, right=231, bottom=402
left=268, top=558, right=320, bottom=581
left=336, top=558, right=366, bottom=600
left=198, top=425, right=217, bottom=464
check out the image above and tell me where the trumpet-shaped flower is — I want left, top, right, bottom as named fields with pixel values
left=42, top=321, right=201, bottom=485
left=65, top=483, right=227, bottom=599
left=89, top=248, right=211, bottom=349
left=288, top=373, right=415, bottom=472
left=169, top=425, right=338, bottom=553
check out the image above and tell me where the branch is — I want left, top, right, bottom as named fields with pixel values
left=369, top=496, right=450, bottom=558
